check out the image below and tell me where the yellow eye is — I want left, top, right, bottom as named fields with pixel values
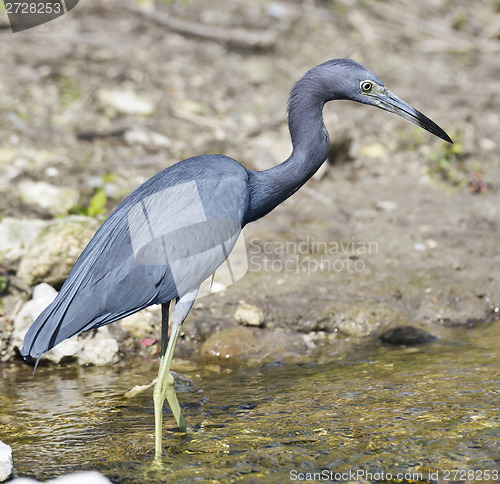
left=361, top=81, right=373, bottom=92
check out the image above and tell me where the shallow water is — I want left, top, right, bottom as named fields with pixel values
left=1, top=321, right=499, bottom=483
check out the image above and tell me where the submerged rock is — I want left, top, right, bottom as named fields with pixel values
left=200, top=326, right=310, bottom=365
left=12, top=283, right=119, bottom=366
left=379, top=325, right=437, bottom=346
left=17, top=216, right=99, bottom=287
left=10, top=471, right=112, bottom=483
left=0, top=441, right=13, bottom=482
left=201, top=326, right=256, bottom=363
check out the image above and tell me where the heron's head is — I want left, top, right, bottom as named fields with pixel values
left=315, top=59, right=452, bottom=143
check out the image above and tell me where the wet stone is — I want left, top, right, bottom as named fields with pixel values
left=379, top=325, right=437, bottom=346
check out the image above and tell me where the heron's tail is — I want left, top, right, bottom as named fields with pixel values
left=21, top=281, right=156, bottom=361
left=21, top=288, right=95, bottom=360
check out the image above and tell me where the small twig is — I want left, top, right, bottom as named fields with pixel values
left=124, top=378, right=157, bottom=399
left=124, top=4, right=278, bottom=51
left=173, top=108, right=223, bottom=131
left=76, top=124, right=130, bottom=141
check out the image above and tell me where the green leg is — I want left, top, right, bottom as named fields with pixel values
left=153, top=290, right=198, bottom=459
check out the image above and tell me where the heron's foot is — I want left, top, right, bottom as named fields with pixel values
left=165, top=372, right=188, bottom=432
left=151, top=454, right=165, bottom=469
left=153, top=370, right=189, bottom=458
left=124, top=378, right=158, bottom=399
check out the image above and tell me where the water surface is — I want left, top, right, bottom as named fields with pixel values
left=1, top=322, right=499, bottom=483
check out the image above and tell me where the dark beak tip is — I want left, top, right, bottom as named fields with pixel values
left=440, top=130, right=453, bottom=144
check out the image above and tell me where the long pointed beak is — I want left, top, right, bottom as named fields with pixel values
left=376, top=88, right=453, bottom=143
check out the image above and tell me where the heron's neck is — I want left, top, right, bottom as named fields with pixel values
left=245, top=93, right=329, bottom=224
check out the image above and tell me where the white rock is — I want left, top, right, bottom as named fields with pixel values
left=120, top=305, right=160, bottom=340
left=12, top=283, right=62, bottom=360
left=13, top=284, right=119, bottom=366
left=76, top=326, right=120, bottom=366
left=234, top=303, right=264, bottom=327
left=10, top=471, right=112, bottom=483
left=0, top=217, right=48, bottom=264
left=17, top=180, right=79, bottom=214
left=98, top=89, right=155, bottom=116
left=0, top=441, right=13, bottom=482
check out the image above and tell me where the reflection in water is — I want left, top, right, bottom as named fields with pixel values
left=1, top=321, right=499, bottom=483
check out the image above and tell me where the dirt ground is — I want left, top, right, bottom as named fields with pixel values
left=0, top=0, right=499, bottom=362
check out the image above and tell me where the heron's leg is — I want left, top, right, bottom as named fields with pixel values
left=153, top=289, right=198, bottom=459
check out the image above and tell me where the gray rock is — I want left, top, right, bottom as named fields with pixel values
left=16, top=180, right=79, bottom=214
left=379, top=326, right=437, bottom=346
left=10, top=471, right=112, bottom=483
left=12, top=284, right=119, bottom=366
left=17, top=216, right=99, bottom=287
left=0, top=217, right=48, bottom=265
left=0, top=441, right=13, bottom=482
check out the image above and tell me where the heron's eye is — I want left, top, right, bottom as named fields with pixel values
left=361, top=81, right=373, bottom=92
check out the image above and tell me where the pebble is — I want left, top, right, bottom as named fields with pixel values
left=98, top=89, right=155, bottom=116
left=374, top=200, right=397, bottom=212
left=234, top=302, right=264, bottom=327
left=360, top=142, right=387, bottom=159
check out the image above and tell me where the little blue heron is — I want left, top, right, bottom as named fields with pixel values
left=22, top=59, right=452, bottom=458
